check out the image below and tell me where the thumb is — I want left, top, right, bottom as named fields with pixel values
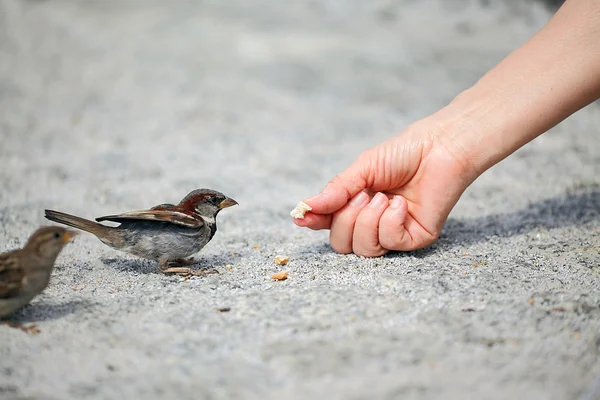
left=304, top=159, right=369, bottom=215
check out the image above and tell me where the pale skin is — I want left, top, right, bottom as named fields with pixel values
left=293, top=0, right=600, bottom=257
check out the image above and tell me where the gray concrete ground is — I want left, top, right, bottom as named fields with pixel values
left=1, top=0, right=599, bottom=399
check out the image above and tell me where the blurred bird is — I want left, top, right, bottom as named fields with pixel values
left=0, top=226, right=77, bottom=319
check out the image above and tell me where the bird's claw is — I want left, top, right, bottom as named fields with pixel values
left=3, top=321, right=41, bottom=335
left=159, top=258, right=219, bottom=277
left=187, top=268, right=219, bottom=277
left=169, top=258, right=197, bottom=266
left=159, top=265, right=219, bottom=277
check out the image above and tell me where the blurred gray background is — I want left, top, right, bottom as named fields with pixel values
left=1, top=0, right=598, bottom=399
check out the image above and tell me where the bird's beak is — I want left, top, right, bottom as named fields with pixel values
left=218, top=198, right=238, bottom=209
left=61, top=230, right=79, bottom=244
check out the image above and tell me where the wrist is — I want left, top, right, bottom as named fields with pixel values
left=424, top=0, right=600, bottom=180
left=425, top=73, right=571, bottom=180
left=424, top=86, right=514, bottom=181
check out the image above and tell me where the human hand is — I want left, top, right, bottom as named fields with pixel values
left=292, top=119, right=479, bottom=257
left=293, top=0, right=600, bottom=257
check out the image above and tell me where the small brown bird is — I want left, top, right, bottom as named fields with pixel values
left=44, top=188, right=238, bottom=276
left=0, top=226, right=77, bottom=319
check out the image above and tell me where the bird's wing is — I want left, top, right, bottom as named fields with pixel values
left=150, top=203, right=178, bottom=211
left=95, top=209, right=204, bottom=228
left=0, top=251, right=25, bottom=298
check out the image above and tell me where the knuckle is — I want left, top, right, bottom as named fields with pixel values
left=429, top=229, right=441, bottom=242
left=420, top=233, right=439, bottom=249
left=379, top=222, right=407, bottom=250
left=331, top=242, right=352, bottom=254
left=355, top=246, right=387, bottom=258
left=355, top=151, right=371, bottom=166
left=329, top=233, right=352, bottom=255
left=380, top=233, right=406, bottom=251
left=327, top=174, right=348, bottom=193
left=414, top=228, right=440, bottom=249
left=353, top=236, right=387, bottom=258
left=327, top=175, right=342, bottom=188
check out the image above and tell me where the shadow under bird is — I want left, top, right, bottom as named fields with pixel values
left=0, top=226, right=77, bottom=319
left=44, top=189, right=238, bottom=276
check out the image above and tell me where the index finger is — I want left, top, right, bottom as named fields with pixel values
left=293, top=212, right=333, bottom=230
left=302, top=156, right=370, bottom=216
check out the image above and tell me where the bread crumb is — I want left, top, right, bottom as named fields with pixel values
left=290, top=201, right=312, bottom=219
left=271, top=271, right=289, bottom=281
left=274, top=255, right=289, bottom=265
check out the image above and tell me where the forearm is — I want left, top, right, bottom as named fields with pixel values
left=431, top=0, right=600, bottom=176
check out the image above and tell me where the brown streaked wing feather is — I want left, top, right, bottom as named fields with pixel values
left=95, top=210, right=204, bottom=228
left=150, top=204, right=177, bottom=211
left=0, top=250, right=25, bottom=298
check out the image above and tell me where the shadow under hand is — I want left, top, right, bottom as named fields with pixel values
left=6, top=298, right=96, bottom=324
left=436, top=187, right=600, bottom=250
left=293, top=188, right=599, bottom=259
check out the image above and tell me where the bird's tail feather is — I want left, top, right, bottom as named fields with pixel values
left=44, top=210, right=111, bottom=237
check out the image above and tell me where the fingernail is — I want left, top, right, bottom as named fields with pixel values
left=369, top=192, right=388, bottom=208
left=350, top=191, right=369, bottom=206
left=390, top=195, right=403, bottom=209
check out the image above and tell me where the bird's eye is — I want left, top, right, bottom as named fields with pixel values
left=53, top=232, right=61, bottom=239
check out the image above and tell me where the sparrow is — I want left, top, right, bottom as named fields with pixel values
left=0, top=226, right=77, bottom=319
left=44, top=188, right=238, bottom=276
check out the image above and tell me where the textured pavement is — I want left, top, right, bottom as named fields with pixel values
left=1, top=0, right=599, bottom=399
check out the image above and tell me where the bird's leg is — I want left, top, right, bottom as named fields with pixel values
left=157, top=257, right=219, bottom=277
left=3, top=321, right=40, bottom=335
left=169, top=257, right=196, bottom=266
